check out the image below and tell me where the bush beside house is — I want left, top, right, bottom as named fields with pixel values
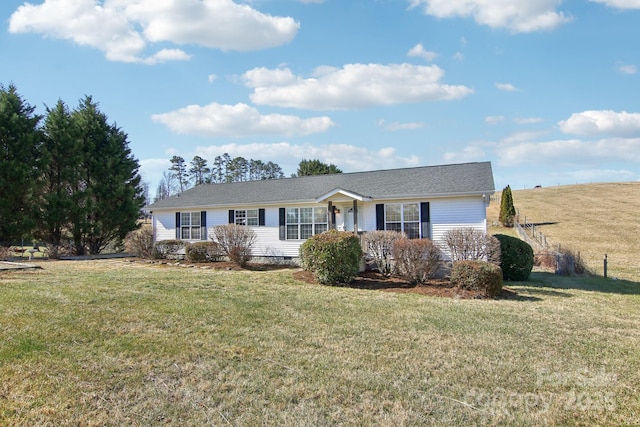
left=300, top=229, right=362, bottom=285
left=495, top=234, right=534, bottom=281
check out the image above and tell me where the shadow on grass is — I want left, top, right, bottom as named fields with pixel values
left=514, top=271, right=640, bottom=296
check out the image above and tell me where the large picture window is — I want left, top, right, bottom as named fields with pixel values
left=285, top=206, right=328, bottom=240
left=180, top=212, right=202, bottom=240
left=385, top=203, right=420, bottom=239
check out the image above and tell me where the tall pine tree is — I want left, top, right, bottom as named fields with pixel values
left=39, top=100, right=81, bottom=247
left=68, top=96, right=144, bottom=254
left=0, top=84, right=43, bottom=243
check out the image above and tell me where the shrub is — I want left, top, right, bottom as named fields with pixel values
left=300, top=229, right=363, bottom=285
left=392, top=238, right=442, bottom=284
left=365, top=230, right=406, bottom=276
left=495, top=234, right=534, bottom=281
left=443, top=227, right=501, bottom=264
left=46, top=242, right=74, bottom=259
left=450, top=260, right=503, bottom=297
left=124, top=226, right=155, bottom=258
left=153, top=240, right=185, bottom=260
left=185, top=241, right=222, bottom=263
left=211, top=224, right=256, bottom=267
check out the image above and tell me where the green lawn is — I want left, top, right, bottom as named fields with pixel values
left=1, top=260, right=639, bottom=425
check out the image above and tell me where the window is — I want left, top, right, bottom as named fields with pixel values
left=285, top=206, right=328, bottom=240
left=180, top=211, right=201, bottom=240
left=234, top=209, right=258, bottom=226
left=385, top=203, right=420, bottom=239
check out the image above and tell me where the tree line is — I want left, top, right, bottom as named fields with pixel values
left=155, top=156, right=342, bottom=202
left=0, top=83, right=145, bottom=254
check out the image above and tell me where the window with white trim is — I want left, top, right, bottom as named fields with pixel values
left=286, top=207, right=328, bottom=240
left=385, top=203, right=420, bottom=239
left=180, top=212, right=201, bottom=240
left=234, top=209, right=258, bottom=226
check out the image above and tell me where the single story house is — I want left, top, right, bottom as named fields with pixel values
left=146, top=161, right=495, bottom=261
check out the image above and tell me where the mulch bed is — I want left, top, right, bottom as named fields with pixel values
left=292, top=269, right=520, bottom=300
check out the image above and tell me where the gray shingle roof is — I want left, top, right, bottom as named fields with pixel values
left=146, top=161, right=494, bottom=210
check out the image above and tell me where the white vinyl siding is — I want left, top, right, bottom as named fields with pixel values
left=151, top=195, right=488, bottom=260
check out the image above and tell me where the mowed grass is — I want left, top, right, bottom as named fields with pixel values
left=488, top=182, right=640, bottom=282
left=1, top=260, right=639, bottom=426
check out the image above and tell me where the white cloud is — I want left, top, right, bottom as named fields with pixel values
left=559, top=110, right=640, bottom=137
left=443, top=145, right=486, bottom=163
left=142, top=49, right=191, bottom=65
left=485, top=115, right=505, bottom=124
left=497, top=138, right=640, bottom=166
left=407, top=43, right=438, bottom=61
left=152, top=102, right=334, bottom=137
left=409, top=0, right=572, bottom=32
left=377, top=119, right=425, bottom=131
left=243, top=63, right=474, bottom=110
left=500, top=130, right=549, bottom=144
left=9, top=0, right=299, bottom=63
left=617, top=63, right=637, bottom=75
left=590, top=0, right=640, bottom=9
left=495, top=82, right=518, bottom=92
left=208, top=74, right=218, bottom=83
left=513, top=117, right=544, bottom=124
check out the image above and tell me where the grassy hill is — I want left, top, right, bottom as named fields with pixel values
left=488, top=182, right=640, bottom=282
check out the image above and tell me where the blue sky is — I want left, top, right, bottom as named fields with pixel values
left=2, top=0, right=639, bottom=194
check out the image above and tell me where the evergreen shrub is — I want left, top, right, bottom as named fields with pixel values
left=495, top=234, right=534, bottom=281
left=450, top=260, right=503, bottom=297
left=300, top=229, right=363, bottom=285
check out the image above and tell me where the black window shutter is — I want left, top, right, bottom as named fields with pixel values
left=259, top=208, right=265, bottom=226
left=201, top=211, right=207, bottom=240
left=420, top=202, right=430, bottom=239
left=279, top=208, right=286, bottom=240
left=228, top=209, right=235, bottom=224
left=375, top=204, right=385, bottom=231
left=175, top=212, right=181, bottom=239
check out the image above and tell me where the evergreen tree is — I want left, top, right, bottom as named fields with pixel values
left=169, top=155, right=189, bottom=192
left=295, top=158, right=342, bottom=176
left=68, top=96, right=144, bottom=254
left=0, top=84, right=43, bottom=243
left=263, top=161, right=284, bottom=179
left=499, top=185, right=516, bottom=227
left=39, top=100, right=81, bottom=247
left=189, top=155, right=209, bottom=186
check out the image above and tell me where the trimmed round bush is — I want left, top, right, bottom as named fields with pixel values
left=450, top=260, right=503, bottom=297
left=495, top=234, right=534, bottom=281
left=300, top=229, right=363, bottom=285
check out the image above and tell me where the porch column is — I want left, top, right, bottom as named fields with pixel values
left=352, top=200, right=358, bottom=234
left=328, top=201, right=334, bottom=229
